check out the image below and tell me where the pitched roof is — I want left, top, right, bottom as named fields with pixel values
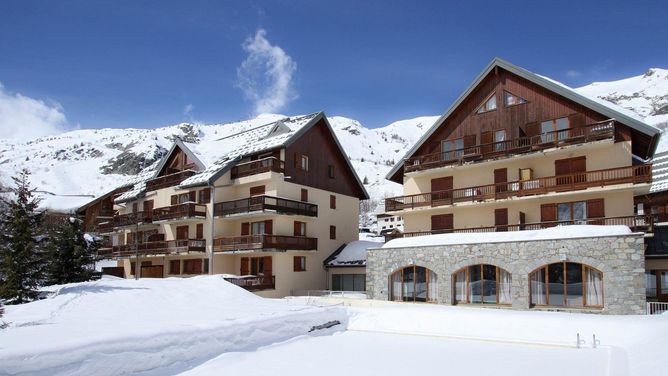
left=324, top=240, right=381, bottom=267
left=114, top=112, right=368, bottom=203
left=386, top=57, right=660, bottom=181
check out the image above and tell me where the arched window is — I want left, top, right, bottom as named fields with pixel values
left=389, top=266, right=437, bottom=303
left=529, top=262, right=603, bottom=308
left=452, top=264, right=512, bottom=305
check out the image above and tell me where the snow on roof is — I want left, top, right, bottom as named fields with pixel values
left=114, top=113, right=319, bottom=203
left=382, top=225, right=633, bottom=249
left=650, top=147, right=668, bottom=193
left=325, top=240, right=382, bottom=267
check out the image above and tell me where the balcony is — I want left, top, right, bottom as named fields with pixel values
left=145, top=170, right=197, bottom=192
left=114, top=211, right=153, bottom=227
left=386, top=164, right=651, bottom=212
left=213, top=235, right=318, bottom=252
left=152, top=202, right=206, bottom=222
left=107, top=239, right=206, bottom=258
left=405, top=120, right=616, bottom=173
left=224, top=275, right=275, bottom=291
left=214, top=195, right=318, bottom=217
left=386, top=214, right=654, bottom=241
left=231, top=157, right=284, bottom=179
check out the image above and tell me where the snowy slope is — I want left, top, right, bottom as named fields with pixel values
left=0, top=114, right=437, bottom=211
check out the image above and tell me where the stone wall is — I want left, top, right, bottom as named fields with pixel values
left=366, top=234, right=646, bottom=315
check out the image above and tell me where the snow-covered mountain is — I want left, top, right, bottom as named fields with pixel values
left=575, top=68, right=668, bottom=128
left=1, top=67, right=666, bottom=212
left=0, top=113, right=436, bottom=211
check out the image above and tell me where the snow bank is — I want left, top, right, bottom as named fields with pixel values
left=0, top=276, right=346, bottom=376
left=382, top=225, right=632, bottom=249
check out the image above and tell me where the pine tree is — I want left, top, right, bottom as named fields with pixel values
left=0, top=169, right=46, bottom=304
left=46, top=217, right=100, bottom=285
left=363, top=176, right=369, bottom=184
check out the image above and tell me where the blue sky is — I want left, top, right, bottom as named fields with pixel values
left=0, top=0, right=666, bottom=137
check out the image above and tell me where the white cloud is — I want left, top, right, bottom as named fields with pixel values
left=566, top=70, right=582, bottom=79
left=0, top=82, right=69, bottom=141
left=183, top=103, right=195, bottom=120
left=236, top=29, right=297, bottom=114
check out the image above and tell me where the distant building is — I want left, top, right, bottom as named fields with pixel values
left=375, top=213, right=403, bottom=235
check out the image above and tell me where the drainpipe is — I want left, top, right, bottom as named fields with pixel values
left=209, top=184, right=216, bottom=274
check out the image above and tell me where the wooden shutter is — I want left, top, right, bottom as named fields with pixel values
left=264, top=220, right=273, bottom=235
left=171, top=195, right=178, bottom=205
left=198, top=188, right=211, bottom=204
left=263, top=256, right=272, bottom=276
left=240, top=257, right=249, bottom=275
left=250, top=185, right=265, bottom=196
left=143, top=200, right=154, bottom=213
left=587, top=199, right=605, bottom=218
left=431, top=176, right=453, bottom=202
left=196, top=224, right=203, bottom=239
left=572, top=156, right=586, bottom=173
left=293, top=256, right=301, bottom=271
left=540, top=203, right=557, bottom=225
left=525, top=122, right=540, bottom=137
left=330, top=195, right=336, bottom=209
left=301, top=189, right=308, bottom=202
left=495, top=208, right=508, bottom=232
left=463, top=134, right=476, bottom=149
left=481, top=131, right=493, bottom=155
left=494, top=168, right=508, bottom=194
left=126, top=232, right=134, bottom=244
left=431, top=214, right=454, bottom=231
left=241, top=222, right=250, bottom=236
left=294, top=221, right=302, bottom=236
left=176, top=225, right=189, bottom=240
left=188, top=191, right=196, bottom=202
left=568, top=113, right=585, bottom=129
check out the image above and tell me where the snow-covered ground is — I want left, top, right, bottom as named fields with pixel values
left=1, top=276, right=666, bottom=376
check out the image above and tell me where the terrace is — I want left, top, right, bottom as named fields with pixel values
left=152, top=202, right=207, bottom=222
left=145, top=170, right=198, bottom=192
left=213, top=235, right=317, bottom=252
left=223, top=275, right=276, bottom=291
left=214, top=195, right=317, bottom=217
left=386, top=164, right=651, bottom=212
left=231, top=157, right=284, bottom=179
left=404, top=120, right=616, bottom=173
left=104, top=238, right=206, bottom=258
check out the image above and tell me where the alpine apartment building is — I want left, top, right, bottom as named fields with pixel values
left=367, top=58, right=660, bottom=314
left=82, top=112, right=368, bottom=298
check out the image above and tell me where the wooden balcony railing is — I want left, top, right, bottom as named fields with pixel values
left=114, top=211, right=153, bottom=227
left=107, top=239, right=206, bottom=258
left=152, top=202, right=207, bottom=221
left=231, top=157, right=284, bottom=179
left=224, top=275, right=275, bottom=291
left=386, top=164, right=651, bottom=212
left=213, top=234, right=317, bottom=252
left=405, top=120, right=616, bottom=173
left=145, top=170, right=198, bottom=192
left=214, top=195, right=318, bottom=217
left=385, top=214, right=654, bottom=241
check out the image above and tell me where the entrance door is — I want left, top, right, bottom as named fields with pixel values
left=494, top=168, right=508, bottom=198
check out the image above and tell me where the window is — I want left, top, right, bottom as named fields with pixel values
left=540, top=117, right=570, bottom=143
left=170, top=260, right=181, bottom=275
left=330, top=225, right=336, bottom=240
left=530, top=262, right=603, bottom=308
left=503, top=90, right=527, bottom=106
left=328, top=165, right=335, bottom=179
left=251, top=221, right=266, bottom=235
left=183, top=259, right=203, bottom=274
left=251, top=257, right=265, bottom=275
left=198, top=188, right=211, bottom=204
left=557, top=201, right=587, bottom=222
left=293, top=256, right=306, bottom=272
left=203, top=259, right=209, bottom=274
left=442, top=138, right=464, bottom=161
left=294, top=153, right=309, bottom=171
left=294, top=221, right=306, bottom=236
left=453, top=264, right=512, bottom=305
left=330, top=195, right=336, bottom=209
left=431, top=214, right=453, bottom=232
left=476, top=93, right=497, bottom=114
left=494, top=130, right=506, bottom=152
left=333, top=274, right=366, bottom=291
left=172, top=191, right=196, bottom=205
left=390, top=266, right=438, bottom=302
left=241, top=256, right=272, bottom=276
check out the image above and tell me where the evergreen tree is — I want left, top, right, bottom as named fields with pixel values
left=46, top=217, right=100, bottom=285
left=0, top=169, right=45, bottom=304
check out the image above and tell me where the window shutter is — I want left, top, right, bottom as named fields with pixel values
left=198, top=188, right=211, bottom=204
left=330, top=195, right=336, bottom=209
left=481, top=131, right=493, bottom=154
left=263, top=256, right=272, bottom=276
left=294, top=221, right=301, bottom=236
left=587, top=199, right=605, bottom=218
left=264, top=220, right=273, bottom=235
left=431, top=214, right=453, bottom=231
left=301, top=189, right=308, bottom=202
left=293, top=256, right=300, bottom=271
left=143, top=200, right=154, bottom=213
left=525, top=122, right=540, bottom=137
left=541, top=203, right=557, bottom=222
left=240, top=257, right=249, bottom=275
left=189, top=191, right=196, bottom=202
left=554, top=159, right=570, bottom=176
left=463, top=134, right=476, bottom=150
left=568, top=113, right=586, bottom=129
left=171, top=195, right=177, bottom=205
left=572, top=156, right=586, bottom=173
left=241, top=222, right=250, bottom=236
left=196, top=223, right=203, bottom=239
left=294, top=152, right=300, bottom=168
left=250, top=185, right=266, bottom=196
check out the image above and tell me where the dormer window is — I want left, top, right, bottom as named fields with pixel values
left=476, top=93, right=497, bottom=114
left=503, top=91, right=527, bottom=106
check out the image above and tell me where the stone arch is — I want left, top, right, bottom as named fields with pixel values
left=388, top=264, right=439, bottom=303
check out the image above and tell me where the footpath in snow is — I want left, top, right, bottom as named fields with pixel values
left=0, top=276, right=347, bottom=376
